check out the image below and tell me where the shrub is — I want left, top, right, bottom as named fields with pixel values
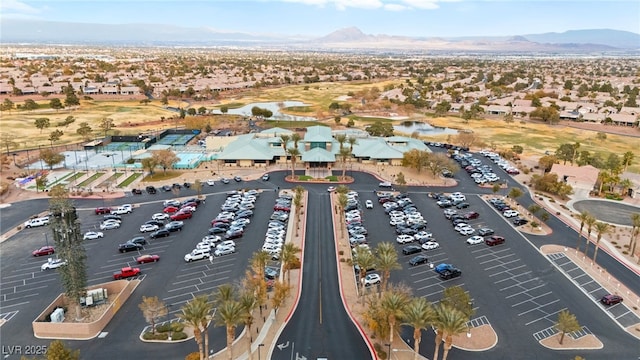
left=156, top=323, right=171, bottom=333
left=338, top=250, right=344, bottom=255
left=171, top=322, right=184, bottom=332
left=185, top=352, right=200, bottom=360
left=171, top=331, right=187, bottom=340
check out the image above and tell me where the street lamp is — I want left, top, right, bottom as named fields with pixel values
left=12, top=153, right=17, bottom=166
left=257, top=343, right=264, bottom=360
left=166, top=304, right=172, bottom=341
left=385, top=343, right=391, bottom=359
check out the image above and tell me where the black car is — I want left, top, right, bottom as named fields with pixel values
left=128, top=236, right=147, bottom=246
left=162, top=185, right=172, bottom=192
left=409, top=255, right=429, bottom=266
left=172, top=183, right=182, bottom=189
left=164, top=221, right=184, bottom=232
left=104, top=214, right=122, bottom=221
left=183, top=182, right=191, bottom=188
left=118, top=242, right=143, bottom=253
left=149, top=229, right=170, bottom=239
left=145, top=186, right=157, bottom=194
left=234, top=176, right=242, bottom=182
left=455, top=202, right=470, bottom=209
left=131, top=188, right=143, bottom=195
left=439, top=268, right=462, bottom=280
left=513, top=217, right=529, bottom=226
left=402, top=245, right=422, bottom=255
left=396, top=227, right=417, bottom=236
left=478, top=228, right=495, bottom=236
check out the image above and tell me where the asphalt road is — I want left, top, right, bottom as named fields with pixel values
left=272, top=189, right=372, bottom=360
left=1, top=161, right=639, bottom=360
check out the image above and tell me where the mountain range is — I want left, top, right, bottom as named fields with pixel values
left=2, top=19, right=639, bottom=52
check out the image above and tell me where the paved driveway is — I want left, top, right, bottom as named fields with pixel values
left=572, top=199, right=640, bottom=226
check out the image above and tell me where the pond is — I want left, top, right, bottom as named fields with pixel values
left=393, top=121, right=458, bottom=135
left=211, top=101, right=316, bottom=121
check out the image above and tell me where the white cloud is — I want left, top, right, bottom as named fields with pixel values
left=399, top=0, right=440, bottom=10
left=0, top=0, right=42, bottom=13
left=384, top=3, right=408, bottom=11
left=279, top=0, right=455, bottom=11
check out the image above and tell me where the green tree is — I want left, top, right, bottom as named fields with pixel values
left=538, top=155, right=558, bottom=173
left=23, top=99, right=38, bottom=111
left=584, top=215, right=597, bottom=258
left=238, top=290, right=257, bottom=345
left=141, top=157, right=159, bottom=175
left=138, top=296, right=167, bottom=334
left=99, top=117, right=114, bottom=137
left=1, top=98, right=14, bottom=111
left=555, top=310, right=581, bottom=345
left=152, top=149, right=179, bottom=174
left=279, top=134, right=290, bottom=165
left=187, top=108, right=196, bottom=116
left=492, top=183, right=501, bottom=194
left=433, top=304, right=469, bottom=360
left=197, top=106, right=207, bottom=115
left=556, top=143, right=577, bottom=165
left=622, top=151, right=634, bottom=172
left=380, top=286, right=411, bottom=343
left=63, top=86, right=80, bottom=107
left=353, top=246, right=377, bottom=304
left=0, top=133, right=17, bottom=155
left=338, top=147, right=351, bottom=179
left=401, top=297, right=434, bottom=360
left=434, top=100, right=451, bottom=115
left=76, top=122, right=93, bottom=141
left=291, top=133, right=302, bottom=150
left=365, top=121, right=394, bottom=137
left=35, top=117, right=51, bottom=133
left=281, top=243, right=301, bottom=285
left=215, top=299, right=245, bottom=360
left=375, top=242, right=401, bottom=294
left=49, top=193, right=87, bottom=321
left=402, top=149, right=430, bottom=173
left=178, top=295, right=213, bottom=360
left=48, top=129, right=64, bottom=147
left=440, top=286, right=475, bottom=320
left=592, top=222, right=611, bottom=263
left=426, top=153, right=456, bottom=178
left=287, top=147, right=300, bottom=179
left=576, top=211, right=592, bottom=253
left=508, top=187, right=523, bottom=200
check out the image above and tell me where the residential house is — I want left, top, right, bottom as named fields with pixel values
left=549, top=164, right=600, bottom=194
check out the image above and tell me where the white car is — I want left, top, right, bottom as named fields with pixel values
left=396, top=235, right=415, bottom=244
left=361, top=273, right=382, bottom=286
left=201, top=235, right=221, bottom=244
left=152, top=213, right=170, bottom=221
left=206, top=179, right=216, bottom=186
left=262, top=244, right=282, bottom=253
left=349, top=234, right=367, bottom=245
left=503, top=210, right=520, bottom=218
left=364, top=200, right=374, bottom=209
left=163, top=200, right=181, bottom=207
left=390, top=218, right=406, bottom=226
left=454, top=223, right=471, bottom=232
left=231, top=218, right=250, bottom=227
left=100, top=221, right=121, bottom=230
left=458, top=227, right=476, bottom=236
left=181, top=205, right=197, bottom=213
left=414, top=231, right=433, bottom=242
left=214, top=246, right=236, bottom=257
left=112, top=206, right=132, bottom=215
left=41, top=258, right=67, bottom=271
left=196, top=242, right=214, bottom=251
left=184, top=249, right=211, bottom=262
left=139, top=224, right=159, bottom=233
left=24, top=217, right=49, bottom=228
left=217, top=240, right=236, bottom=249
left=83, top=231, right=104, bottom=240
left=466, top=235, right=484, bottom=245
left=421, top=241, right=440, bottom=251
left=264, top=238, right=284, bottom=247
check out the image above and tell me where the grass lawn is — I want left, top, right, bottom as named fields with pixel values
left=77, top=172, right=106, bottom=187
left=142, top=171, right=182, bottom=182
left=117, top=173, right=142, bottom=188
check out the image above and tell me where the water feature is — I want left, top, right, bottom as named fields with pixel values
left=393, top=121, right=458, bottom=135
left=210, top=101, right=316, bottom=121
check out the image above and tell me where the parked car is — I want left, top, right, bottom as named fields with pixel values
left=95, top=207, right=111, bottom=215
left=600, top=294, right=623, bottom=305
left=152, top=213, right=170, bottom=221
left=262, top=174, right=270, bottom=181
left=478, top=228, right=495, bottom=236
left=128, top=237, right=147, bottom=246
left=396, top=235, right=415, bottom=244
left=41, top=258, right=67, bottom=271
left=103, top=214, right=122, bottom=222
left=83, top=231, right=104, bottom=240
left=184, top=249, right=211, bottom=262
left=24, top=217, right=49, bottom=228
left=207, top=179, right=216, bottom=186
left=402, top=245, right=422, bottom=255
left=100, top=221, right=120, bottom=230
left=421, top=241, right=440, bottom=251
left=131, top=188, right=143, bottom=195
left=503, top=210, right=520, bottom=218
left=439, top=268, right=462, bottom=280
left=434, top=263, right=455, bottom=275
left=409, top=254, right=429, bottom=266
left=463, top=211, right=480, bottom=220
left=234, top=176, right=242, bottom=182
left=145, top=186, right=157, bottom=194
left=171, top=211, right=193, bottom=221
left=221, top=178, right=230, bottom=184
left=379, top=182, right=392, bottom=188
left=140, top=224, right=159, bottom=233
left=365, top=200, right=374, bottom=209
left=136, top=254, right=160, bottom=264
left=361, top=273, right=382, bottom=286
left=214, top=246, right=235, bottom=257
left=163, top=206, right=179, bottom=214
left=118, top=242, right=143, bottom=253
left=513, top=217, right=529, bottom=226
left=150, top=229, right=171, bottom=239
left=485, top=235, right=505, bottom=246
left=32, top=246, right=55, bottom=257
left=165, top=221, right=184, bottom=232
left=466, top=235, right=484, bottom=245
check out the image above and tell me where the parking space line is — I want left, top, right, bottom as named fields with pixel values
left=474, top=248, right=511, bottom=257
left=416, top=283, right=445, bottom=292
left=488, top=264, right=527, bottom=277
left=523, top=304, right=564, bottom=326
left=0, top=301, right=29, bottom=309
left=484, top=259, right=520, bottom=271
left=588, top=286, right=604, bottom=294
left=413, top=275, right=440, bottom=284
left=410, top=269, right=434, bottom=277
left=508, top=285, right=548, bottom=300
left=512, top=291, right=554, bottom=306
left=614, top=310, right=632, bottom=320
left=479, top=253, right=516, bottom=265
left=499, top=277, right=539, bottom=291
left=494, top=271, right=532, bottom=283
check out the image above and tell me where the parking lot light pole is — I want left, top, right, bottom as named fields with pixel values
left=166, top=304, right=172, bottom=341
left=385, top=343, right=391, bottom=359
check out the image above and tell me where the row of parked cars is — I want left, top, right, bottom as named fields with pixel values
left=452, top=153, right=503, bottom=185
left=478, top=150, right=521, bottom=175
left=488, top=197, right=529, bottom=226
left=261, top=193, right=293, bottom=260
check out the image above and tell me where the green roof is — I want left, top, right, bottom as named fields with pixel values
left=301, top=147, right=336, bottom=162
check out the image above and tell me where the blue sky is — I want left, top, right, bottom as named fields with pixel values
left=2, top=0, right=639, bottom=37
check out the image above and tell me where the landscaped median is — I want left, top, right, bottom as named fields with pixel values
left=33, top=279, right=141, bottom=340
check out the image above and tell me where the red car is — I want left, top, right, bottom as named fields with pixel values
left=95, top=207, right=111, bottom=215
left=171, top=211, right=193, bottom=221
left=464, top=211, right=480, bottom=220
left=32, top=246, right=55, bottom=257
left=273, top=204, right=291, bottom=212
left=136, top=254, right=160, bottom=264
left=211, top=218, right=230, bottom=226
left=163, top=206, right=179, bottom=214
left=600, top=294, right=623, bottom=305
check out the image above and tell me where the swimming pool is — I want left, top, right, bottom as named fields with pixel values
left=174, top=152, right=206, bottom=169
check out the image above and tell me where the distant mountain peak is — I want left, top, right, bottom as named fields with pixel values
left=316, top=27, right=370, bottom=42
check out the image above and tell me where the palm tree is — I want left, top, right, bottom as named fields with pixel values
left=629, top=213, right=640, bottom=260
left=592, top=221, right=611, bottom=263
left=339, top=147, right=351, bottom=179
left=250, top=251, right=270, bottom=281
left=215, top=300, right=245, bottom=360
left=335, top=185, right=349, bottom=195
left=337, top=193, right=348, bottom=237
left=335, top=133, right=347, bottom=150
left=281, top=242, right=301, bottom=285
left=576, top=211, right=592, bottom=253
left=213, top=283, right=237, bottom=307
left=622, top=151, right=634, bottom=172
left=433, top=304, right=469, bottom=360
left=375, top=242, right=401, bottom=293
left=287, top=147, right=300, bottom=179
left=584, top=215, right=597, bottom=257
left=353, top=247, right=376, bottom=304
left=347, top=136, right=357, bottom=153
left=619, top=178, right=633, bottom=197
left=555, top=310, right=580, bottom=345
left=177, top=295, right=213, bottom=360
left=381, top=288, right=410, bottom=343
left=291, top=132, right=301, bottom=150
left=239, top=291, right=257, bottom=350
left=401, top=297, right=434, bottom=360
